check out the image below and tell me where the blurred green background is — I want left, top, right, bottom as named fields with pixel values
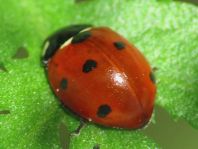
left=0, top=0, right=198, bottom=149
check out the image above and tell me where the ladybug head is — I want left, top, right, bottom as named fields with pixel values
left=41, top=24, right=92, bottom=66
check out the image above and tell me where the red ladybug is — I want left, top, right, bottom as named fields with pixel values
left=42, top=25, right=156, bottom=129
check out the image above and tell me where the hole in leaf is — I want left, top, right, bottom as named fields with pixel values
left=59, top=122, right=70, bottom=149
left=12, top=46, right=29, bottom=59
left=0, top=62, right=7, bottom=72
left=0, top=110, right=10, bottom=115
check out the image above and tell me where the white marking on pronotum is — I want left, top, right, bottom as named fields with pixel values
left=42, top=41, right=50, bottom=56
left=60, top=27, right=92, bottom=50
left=60, top=37, right=73, bottom=49
left=79, top=27, right=92, bottom=33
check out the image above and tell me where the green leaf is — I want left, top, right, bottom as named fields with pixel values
left=70, top=125, right=158, bottom=149
left=0, top=0, right=197, bottom=148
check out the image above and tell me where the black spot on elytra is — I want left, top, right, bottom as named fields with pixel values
left=82, top=59, right=97, bottom=73
left=60, top=79, right=68, bottom=90
left=97, top=104, right=111, bottom=118
left=42, top=24, right=92, bottom=63
left=72, top=31, right=91, bottom=44
left=113, top=41, right=125, bottom=50
left=149, top=71, right=156, bottom=84
left=93, top=144, right=100, bottom=149
left=12, top=47, right=29, bottom=59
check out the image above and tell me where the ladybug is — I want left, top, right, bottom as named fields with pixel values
left=42, top=25, right=156, bottom=129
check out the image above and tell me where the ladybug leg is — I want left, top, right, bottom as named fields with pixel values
left=150, top=67, right=158, bottom=84
left=71, top=118, right=87, bottom=136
